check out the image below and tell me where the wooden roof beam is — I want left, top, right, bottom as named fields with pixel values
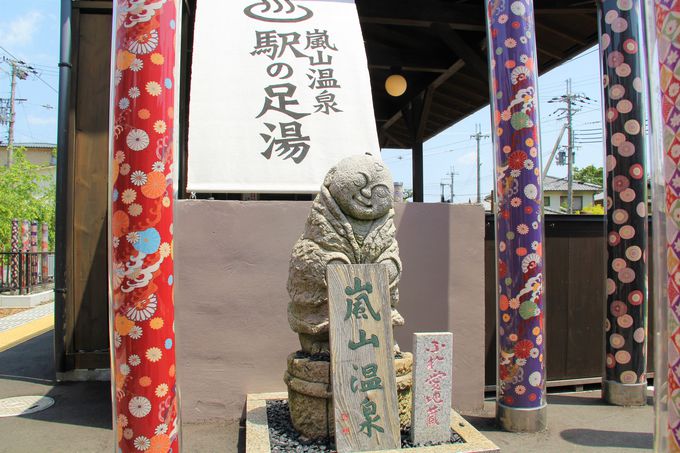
left=535, top=22, right=588, bottom=46
left=537, top=47, right=563, bottom=61
left=366, top=44, right=452, bottom=73
left=358, top=1, right=485, bottom=31
left=534, top=7, right=595, bottom=15
left=369, top=64, right=447, bottom=74
left=380, top=59, right=467, bottom=138
left=431, top=23, right=488, bottom=80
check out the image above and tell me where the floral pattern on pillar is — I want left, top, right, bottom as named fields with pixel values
left=110, top=0, right=179, bottom=451
left=598, top=0, right=649, bottom=389
left=486, top=0, right=546, bottom=409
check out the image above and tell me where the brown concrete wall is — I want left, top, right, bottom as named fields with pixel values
left=174, top=200, right=485, bottom=423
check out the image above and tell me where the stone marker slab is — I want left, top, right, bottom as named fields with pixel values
left=411, top=332, right=453, bottom=445
left=328, top=264, right=400, bottom=453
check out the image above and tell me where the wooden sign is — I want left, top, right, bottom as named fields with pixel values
left=411, top=332, right=453, bottom=445
left=327, top=264, right=400, bottom=453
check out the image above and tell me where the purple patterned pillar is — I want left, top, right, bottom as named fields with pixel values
left=10, top=219, right=18, bottom=289
left=597, top=0, right=648, bottom=406
left=485, top=0, right=547, bottom=432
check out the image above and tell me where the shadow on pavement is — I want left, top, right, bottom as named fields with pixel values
left=548, top=393, right=654, bottom=407
left=0, top=329, right=112, bottom=430
left=459, top=414, right=498, bottom=432
left=560, top=428, right=653, bottom=449
left=0, top=331, right=55, bottom=384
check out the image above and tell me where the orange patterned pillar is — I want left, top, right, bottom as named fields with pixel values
left=109, top=1, right=179, bottom=451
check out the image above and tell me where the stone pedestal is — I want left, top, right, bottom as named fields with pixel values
left=284, top=352, right=413, bottom=440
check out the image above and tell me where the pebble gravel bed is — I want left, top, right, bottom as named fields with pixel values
left=266, top=400, right=464, bottom=452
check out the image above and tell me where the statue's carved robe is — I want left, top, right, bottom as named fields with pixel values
left=287, top=186, right=403, bottom=336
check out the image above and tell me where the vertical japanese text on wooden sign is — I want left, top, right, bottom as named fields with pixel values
left=328, top=264, right=400, bottom=453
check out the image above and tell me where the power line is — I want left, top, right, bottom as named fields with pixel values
left=0, top=47, right=58, bottom=93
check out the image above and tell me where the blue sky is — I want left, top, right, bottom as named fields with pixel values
left=3, top=1, right=603, bottom=204
left=0, top=0, right=60, bottom=146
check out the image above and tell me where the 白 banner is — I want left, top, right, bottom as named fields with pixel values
left=187, top=0, right=380, bottom=193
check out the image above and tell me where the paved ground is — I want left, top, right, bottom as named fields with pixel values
left=0, top=303, right=53, bottom=332
left=466, top=392, right=654, bottom=452
left=0, top=330, right=653, bottom=452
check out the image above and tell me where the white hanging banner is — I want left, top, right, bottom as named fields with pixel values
left=187, top=0, right=380, bottom=193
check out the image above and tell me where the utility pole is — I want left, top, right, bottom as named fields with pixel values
left=566, top=79, right=574, bottom=214
left=547, top=78, right=593, bottom=213
left=447, top=166, right=458, bottom=203
left=2, top=58, right=29, bottom=166
left=7, top=62, right=17, bottom=166
left=470, top=124, right=489, bottom=204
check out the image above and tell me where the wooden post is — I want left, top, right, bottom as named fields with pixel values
left=328, top=264, right=400, bottom=453
left=485, top=0, right=547, bottom=432
left=109, top=1, right=180, bottom=450
left=402, top=94, right=426, bottom=202
left=597, top=0, right=648, bottom=406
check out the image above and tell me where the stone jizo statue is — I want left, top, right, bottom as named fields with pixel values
left=287, top=154, right=404, bottom=354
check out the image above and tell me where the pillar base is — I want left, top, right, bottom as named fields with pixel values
left=496, top=402, right=547, bottom=433
left=602, top=380, right=647, bottom=406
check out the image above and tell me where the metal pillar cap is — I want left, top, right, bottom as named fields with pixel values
left=497, top=402, right=547, bottom=433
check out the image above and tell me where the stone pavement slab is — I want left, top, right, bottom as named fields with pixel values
left=0, top=302, right=53, bottom=332
left=465, top=390, right=653, bottom=452
left=0, top=330, right=655, bottom=452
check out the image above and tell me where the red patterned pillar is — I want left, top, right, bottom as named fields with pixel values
left=109, top=1, right=179, bottom=451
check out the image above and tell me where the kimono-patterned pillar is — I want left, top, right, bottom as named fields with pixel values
left=41, top=222, right=48, bottom=282
left=10, top=219, right=18, bottom=289
left=21, top=220, right=30, bottom=291
left=109, top=1, right=180, bottom=451
left=597, top=0, right=648, bottom=406
left=30, top=221, right=38, bottom=285
left=646, top=0, right=680, bottom=449
left=485, top=0, right=547, bottom=432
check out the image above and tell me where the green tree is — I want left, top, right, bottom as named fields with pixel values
left=0, top=148, right=55, bottom=250
left=573, top=165, right=603, bottom=187
left=580, top=203, right=605, bottom=215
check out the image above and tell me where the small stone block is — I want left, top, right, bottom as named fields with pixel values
left=411, top=332, right=453, bottom=445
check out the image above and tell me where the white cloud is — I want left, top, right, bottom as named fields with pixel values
left=455, top=151, right=478, bottom=166
left=0, top=10, right=43, bottom=48
left=27, top=115, right=56, bottom=126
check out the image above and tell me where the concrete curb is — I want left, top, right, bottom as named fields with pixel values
left=0, top=290, right=54, bottom=308
left=0, top=315, right=53, bottom=353
left=246, top=392, right=499, bottom=453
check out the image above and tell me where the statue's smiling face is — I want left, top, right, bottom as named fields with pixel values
left=327, top=156, right=393, bottom=220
